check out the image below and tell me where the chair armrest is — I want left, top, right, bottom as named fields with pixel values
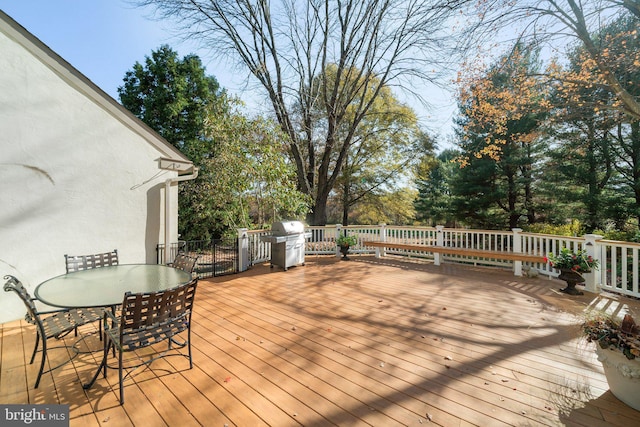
left=36, top=307, right=69, bottom=315
left=31, top=297, right=69, bottom=315
left=103, top=309, right=119, bottom=330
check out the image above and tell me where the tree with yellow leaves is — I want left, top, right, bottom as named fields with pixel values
left=460, top=0, right=640, bottom=120
left=453, top=45, right=549, bottom=228
left=456, top=45, right=551, bottom=163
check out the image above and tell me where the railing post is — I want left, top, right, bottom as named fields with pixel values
left=335, top=224, right=342, bottom=259
left=435, top=225, right=444, bottom=266
left=377, top=223, right=387, bottom=258
left=512, top=228, right=523, bottom=277
left=238, top=228, right=249, bottom=272
left=583, top=233, right=604, bottom=293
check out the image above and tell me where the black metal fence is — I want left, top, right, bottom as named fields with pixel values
left=157, top=238, right=239, bottom=278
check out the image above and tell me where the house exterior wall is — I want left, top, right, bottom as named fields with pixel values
left=0, top=16, right=189, bottom=323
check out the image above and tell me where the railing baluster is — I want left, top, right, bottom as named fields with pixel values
left=155, top=225, right=640, bottom=300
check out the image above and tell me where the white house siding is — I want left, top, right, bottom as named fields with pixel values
left=0, top=13, right=192, bottom=323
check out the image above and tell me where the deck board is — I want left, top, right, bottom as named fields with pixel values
left=2, top=255, right=639, bottom=426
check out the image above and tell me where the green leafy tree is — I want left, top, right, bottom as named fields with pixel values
left=119, top=46, right=309, bottom=239
left=310, top=75, right=424, bottom=226
left=349, top=187, right=418, bottom=226
left=185, top=111, right=310, bottom=238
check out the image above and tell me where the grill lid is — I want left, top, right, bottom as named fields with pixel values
left=271, top=220, right=306, bottom=236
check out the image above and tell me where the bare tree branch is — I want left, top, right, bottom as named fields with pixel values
left=135, top=0, right=461, bottom=224
left=458, top=0, right=640, bottom=119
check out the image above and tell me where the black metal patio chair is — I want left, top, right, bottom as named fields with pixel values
left=83, top=278, right=198, bottom=404
left=168, top=252, right=199, bottom=275
left=64, top=249, right=119, bottom=273
left=3, top=275, right=103, bottom=388
left=63, top=249, right=120, bottom=335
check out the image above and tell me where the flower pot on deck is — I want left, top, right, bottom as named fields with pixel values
left=339, top=245, right=351, bottom=260
left=595, top=346, right=640, bottom=411
left=558, top=268, right=585, bottom=295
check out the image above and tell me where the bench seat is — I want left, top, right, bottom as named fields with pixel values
left=362, top=241, right=546, bottom=264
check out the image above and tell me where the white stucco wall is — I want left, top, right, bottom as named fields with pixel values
left=0, top=18, right=188, bottom=323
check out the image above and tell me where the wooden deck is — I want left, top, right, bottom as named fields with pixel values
left=2, top=255, right=639, bottom=426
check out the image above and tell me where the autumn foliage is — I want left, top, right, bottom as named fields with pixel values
left=455, top=46, right=551, bottom=164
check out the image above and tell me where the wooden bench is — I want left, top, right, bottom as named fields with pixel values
left=362, top=241, right=546, bottom=276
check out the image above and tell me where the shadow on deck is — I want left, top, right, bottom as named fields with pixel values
left=2, top=255, right=638, bottom=426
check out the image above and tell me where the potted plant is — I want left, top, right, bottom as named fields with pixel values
left=582, top=312, right=640, bottom=410
left=336, top=234, right=358, bottom=260
left=545, top=247, right=599, bottom=295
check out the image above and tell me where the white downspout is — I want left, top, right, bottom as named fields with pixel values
left=164, top=167, right=199, bottom=264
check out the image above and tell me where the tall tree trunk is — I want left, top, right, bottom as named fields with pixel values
left=341, top=179, right=350, bottom=226
left=521, top=142, right=536, bottom=224
left=309, top=191, right=330, bottom=226
left=585, top=123, right=600, bottom=232
left=503, top=157, right=519, bottom=229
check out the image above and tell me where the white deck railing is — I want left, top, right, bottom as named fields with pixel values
left=241, top=224, right=640, bottom=300
left=597, top=239, right=640, bottom=298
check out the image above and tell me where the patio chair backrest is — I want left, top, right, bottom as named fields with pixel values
left=170, top=252, right=198, bottom=274
left=118, top=278, right=198, bottom=351
left=3, top=275, right=40, bottom=325
left=65, top=249, right=119, bottom=273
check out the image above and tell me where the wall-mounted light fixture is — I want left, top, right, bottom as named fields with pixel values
left=158, top=158, right=194, bottom=173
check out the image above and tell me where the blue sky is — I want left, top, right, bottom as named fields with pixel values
left=0, top=0, right=457, bottom=143
left=0, top=0, right=217, bottom=99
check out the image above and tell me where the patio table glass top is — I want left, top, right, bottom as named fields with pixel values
left=35, top=264, right=192, bottom=309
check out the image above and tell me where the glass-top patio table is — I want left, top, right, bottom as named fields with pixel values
left=35, top=264, right=192, bottom=309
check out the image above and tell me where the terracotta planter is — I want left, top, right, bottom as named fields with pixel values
left=558, top=268, right=585, bottom=295
left=595, top=346, right=640, bottom=411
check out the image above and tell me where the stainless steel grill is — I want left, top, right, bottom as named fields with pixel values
left=261, top=220, right=311, bottom=270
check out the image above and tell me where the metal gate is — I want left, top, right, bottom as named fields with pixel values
left=157, top=238, right=239, bottom=278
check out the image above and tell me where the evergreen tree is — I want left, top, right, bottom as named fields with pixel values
left=546, top=15, right=640, bottom=232
left=453, top=46, right=548, bottom=229
left=119, top=45, right=227, bottom=164
left=414, top=149, right=458, bottom=227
